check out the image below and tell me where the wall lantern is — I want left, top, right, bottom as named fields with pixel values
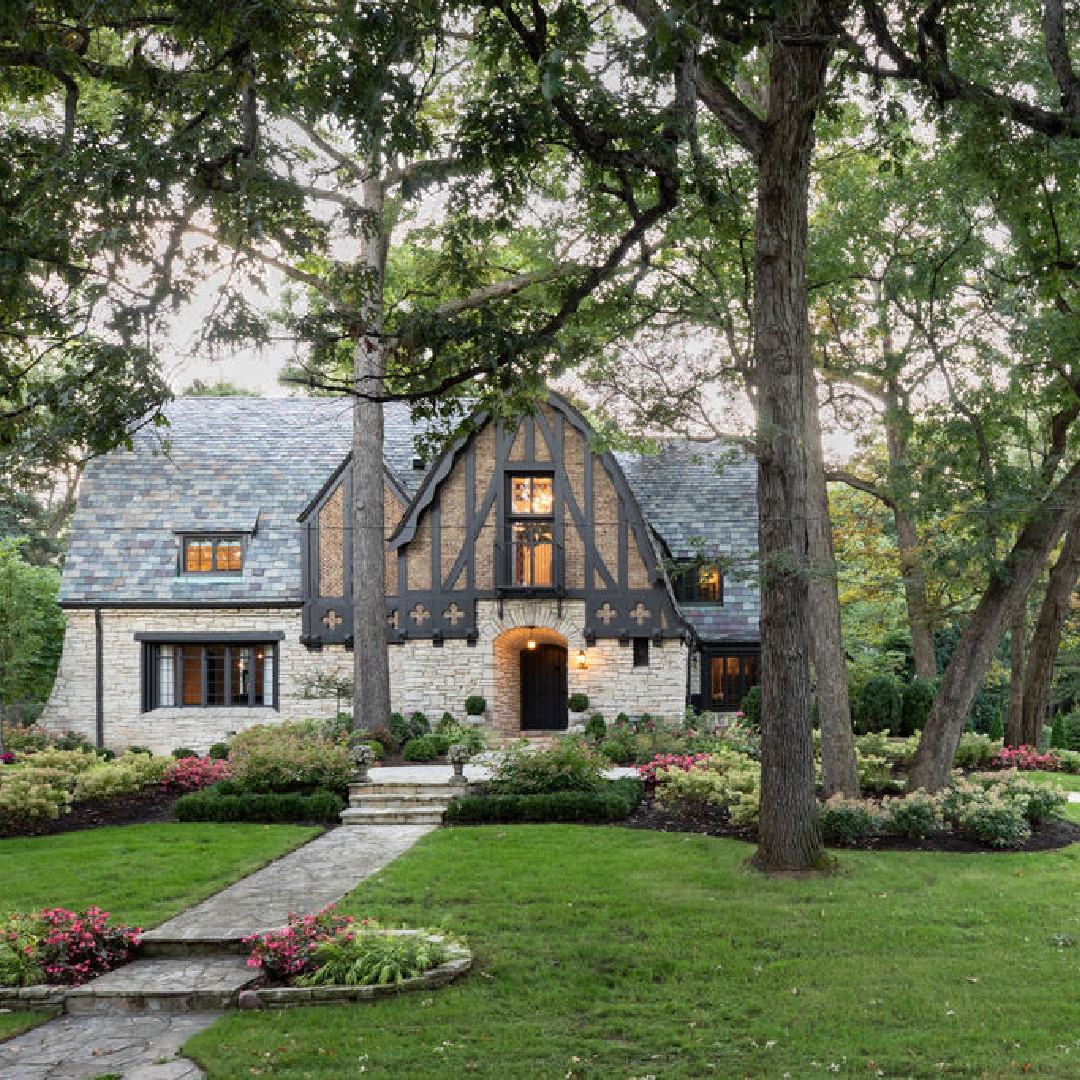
left=526, top=629, right=537, bottom=650
left=577, top=649, right=588, bottom=669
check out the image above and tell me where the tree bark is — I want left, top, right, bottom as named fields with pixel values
left=749, top=5, right=831, bottom=871
left=908, top=464, right=1080, bottom=792
left=1005, top=602, right=1027, bottom=746
left=804, top=364, right=859, bottom=798
left=351, top=172, right=392, bottom=732
left=1018, top=518, right=1080, bottom=747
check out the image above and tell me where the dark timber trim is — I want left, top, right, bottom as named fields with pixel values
left=95, top=607, right=104, bottom=749
left=134, top=631, right=286, bottom=643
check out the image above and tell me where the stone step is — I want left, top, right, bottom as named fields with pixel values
left=138, top=936, right=248, bottom=959
left=339, top=806, right=447, bottom=825
left=64, top=956, right=259, bottom=1015
left=350, top=782, right=461, bottom=798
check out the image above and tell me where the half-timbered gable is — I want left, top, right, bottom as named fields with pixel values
left=384, top=395, right=687, bottom=647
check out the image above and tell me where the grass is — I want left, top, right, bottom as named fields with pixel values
left=185, top=824, right=1080, bottom=1079
left=0, top=1011, right=52, bottom=1043
left=0, top=823, right=320, bottom=927
left=1027, top=769, right=1080, bottom=791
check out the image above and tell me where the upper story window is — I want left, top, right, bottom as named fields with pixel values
left=672, top=562, right=723, bottom=604
left=506, top=474, right=557, bottom=589
left=182, top=535, right=244, bottom=575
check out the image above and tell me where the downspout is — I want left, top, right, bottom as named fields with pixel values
left=95, top=607, right=104, bottom=749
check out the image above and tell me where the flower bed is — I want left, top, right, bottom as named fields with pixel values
left=0, top=906, right=139, bottom=988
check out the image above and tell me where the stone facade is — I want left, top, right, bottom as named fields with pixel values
left=42, top=598, right=688, bottom=753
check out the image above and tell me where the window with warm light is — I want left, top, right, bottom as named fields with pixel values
left=506, top=474, right=556, bottom=588
left=671, top=561, right=723, bottom=604
left=181, top=536, right=244, bottom=574
left=143, top=641, right=277, bottom=710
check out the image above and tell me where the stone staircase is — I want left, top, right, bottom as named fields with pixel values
left=339, top=781, right=468, bottom=825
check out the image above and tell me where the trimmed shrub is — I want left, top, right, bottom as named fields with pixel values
left=899, top=677, right=936, bottom=736
left=465, top=695, right=487, bottom=716
left=208, top=742, right=231, bottom=761
left=402, top=734, right=450, bottom=761
left=739, top=686, right=761, bottom=731
left=445, top=778, right=643, bottom=823
left=407, top=712, right=430, bottom=739
left=988, top=708, right=1005, bottom=742
left=173, top=786, right=344, bottom=823
left=857, top=675, right=902, bottom=735
left=388, top=712, right=409, bottom=748
left=567, top=693, right=589, bottom=714
left=171, top=746, right=198, bottom=759
left=584, top=713, right=606, bottom=743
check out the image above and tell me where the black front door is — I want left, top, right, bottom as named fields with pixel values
left=520, top=644, right=568, bottom=730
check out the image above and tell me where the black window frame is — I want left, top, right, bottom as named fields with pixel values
left=701, top=646, right=759, bottom=711
left=178, top=534, right=247, bottom=576
left=671, top=561, right=724, bottom=604
left=503, top=472, right=560, bottom=590
left=140, top=638, right=279, bottom=712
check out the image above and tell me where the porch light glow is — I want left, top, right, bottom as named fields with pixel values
left=526, top=636, right=537, bottom=649
left=577, top=649, right=588, bottom=669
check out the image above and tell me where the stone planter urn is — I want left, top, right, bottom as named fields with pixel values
left=349, top=737, right=376, bottom=783
left=448, top=743, right=471, bottom=786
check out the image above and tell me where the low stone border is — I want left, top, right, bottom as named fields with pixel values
left=247, top=938, right=473, bottom=1010
left=0, top=985, right=66, bottom=1013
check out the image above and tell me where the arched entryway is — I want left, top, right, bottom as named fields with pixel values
left=491, top=626, right=569, bottom=737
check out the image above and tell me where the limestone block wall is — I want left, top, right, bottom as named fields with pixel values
left=40, top=607, right=353, bottom=755
left=41, top=599, right=690, bottom=753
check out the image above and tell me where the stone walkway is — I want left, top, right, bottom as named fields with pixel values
left=0, top=821, right=436, bottom=1080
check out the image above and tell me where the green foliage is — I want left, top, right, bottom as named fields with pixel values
left=171, top=746, right=198, bottom=760
left=173, top=787, right=344, bottom=824
left=856, top=674, right=902, bottom=735
left=988, top=708, right=1004, bottom=743
left=881, top=791, right=946, bottom=838
left=900, top=677, right=936, bottom=736
left=653, top=751, right=760, bottom=825
left=401, top=734, right=450, bottom=762
left=0, top=539, right=64, bottom=733
left=228, top=722, right=351, bottom=794
left=445, top=779, right=643, bottom=823
left=0, top=912, right=45, bottom=987
left=819, top=795, right=885, bottom=845
left=738, top=686, right=761, bottom=731
left=953, top=733, right=999, bottom=769
left=208, top=742, right=231, bottom=761
left=298, top=931, right=455, bottom=987
left=584, top=713, right=606, bottom=742
left=464, top=695, right=487, bottom=716
left=0, top=770, right=73, bottom=823
left=486, top=739, right=606, bottom=796
left=567, top=693, right=589, bottom=714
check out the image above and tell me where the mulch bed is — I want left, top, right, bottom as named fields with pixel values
left=0, top=785, right=182, bottom=840
left=622, top=793, right=1080, bottom=853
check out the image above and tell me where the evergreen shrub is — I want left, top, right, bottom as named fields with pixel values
left=173, top=786, right=344, bottom=823
left=739, top=686, right=761, bottom=731
left=444, top=778, right=643, bottom=823
left=899, top=677, right=936, bottom=736
left=857, top=675, right=902, bottom=734
left=465, top=695, right=487, bottom=716
left=401, top=734, right=450, bottom=761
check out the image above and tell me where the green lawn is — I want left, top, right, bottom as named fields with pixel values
left=1028, top=769, right=1080, bottom=791
left=0, top=824, right=320, bottom=927
left=184, top=824, right=1080, bottom=1079
left=0, top=1011, right=52, bottom=1043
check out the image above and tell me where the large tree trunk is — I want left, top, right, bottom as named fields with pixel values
left=749, top=6, right=830, bottom=871
left=1005, top=602, right=1028, bottom=746
left=895, top=508, right=937, bottom=680
left=908, top=465, right=1080, bottom=792
left=351, top=172, right=393, bottom=731
left=804, top=365, right=859, bottom=798
left=1017, top=519, right=1080, bottom=746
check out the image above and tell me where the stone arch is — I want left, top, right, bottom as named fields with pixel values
left=491, top=625, right=570, bottom=739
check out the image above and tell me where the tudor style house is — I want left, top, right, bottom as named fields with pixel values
left=41, top=394, right=760, bottom=753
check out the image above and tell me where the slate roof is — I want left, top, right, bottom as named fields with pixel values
left=60, top=399, right=760, bottom=641
left=615, top=442, right=760, bottom=643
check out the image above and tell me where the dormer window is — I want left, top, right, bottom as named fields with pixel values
left=181, top=535, right=244, bottom=574
left=505, top=474, right=558, bottom=589
left=672, top=562, right=723, bottom=604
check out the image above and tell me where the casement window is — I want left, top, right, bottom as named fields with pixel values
left=633, top=637, right=650, bottom=668
left=671, top=562, right=723, bottom=604
left=506, top=474, right=557, bottom=588
left=139, top=635, right=279, bottom=710
left=180, top=535, right=245, bottom=574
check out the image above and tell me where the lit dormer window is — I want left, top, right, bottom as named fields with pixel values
left=672, top=562, right=723, bottom=604
left=181, top=535, right=244, bottom=574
